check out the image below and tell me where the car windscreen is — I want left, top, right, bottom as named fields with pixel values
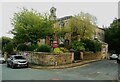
left=14, top=56, right=25, bottom=59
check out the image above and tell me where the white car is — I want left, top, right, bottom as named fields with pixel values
left=110, top=54, right=118, bottom=60
left=0, top=57, right=6, bottom=64
left=7, top=55, right=28, bottom=69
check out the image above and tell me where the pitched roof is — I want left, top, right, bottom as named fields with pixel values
left=56, top=16, right=72, bottom=21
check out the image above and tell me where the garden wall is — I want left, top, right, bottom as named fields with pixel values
left=83, top=52, right=102, bottom=60
left=19, top=52, right=72, bottom=66
left=18, top=51, right=103, bottom=66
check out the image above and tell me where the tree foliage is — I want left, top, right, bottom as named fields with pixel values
left=11, top=8, right=54, bottom=45
left=0, top=36, right=12, bottom=53
left=105, top=18, right=120, bottom=53
left=54, top=26, right=71, bottom=38
left=4, top=42, right=14, bottom=54
left=17, top=43, right=28, bottom=51
left=53, top=12, right=96, bottom=43
left=69, top=12, right=96, bottom=41
left=53, top=12, right=97, bottom=52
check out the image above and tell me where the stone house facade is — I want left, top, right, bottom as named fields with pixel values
left=51, top=6, right=105, bottom=45
left=38, top=7, right=105, bottom=45
left=51, top=7, right=108, bottom=59
left=38, top=7, right=108, bottom=59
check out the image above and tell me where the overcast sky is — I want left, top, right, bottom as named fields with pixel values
left=1, top=1, right=118, bottom=38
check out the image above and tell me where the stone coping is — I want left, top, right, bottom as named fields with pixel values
left=29, top=59, right=102, bottom=69
left=22, top=51, right=71, bottom=55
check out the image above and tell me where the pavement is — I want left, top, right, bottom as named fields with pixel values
left=29, top=59, right=102, bottom=69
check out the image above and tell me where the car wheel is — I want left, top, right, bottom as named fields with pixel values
left=1, top=61, right=3, bottom=64
left=26, top=65, right=28, bottom=68
left=7, top=63, right=10, bottom=67
left=117, top=60, right=120, bottom=64
left=11, top=63, right=15, bottom=69
left=26, top=64, right=29, bottom=68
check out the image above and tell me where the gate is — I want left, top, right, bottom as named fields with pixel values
left=74, top=51, right=81, bottom=60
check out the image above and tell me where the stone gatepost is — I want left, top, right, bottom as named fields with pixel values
left=72, top=52, right=74, bottom=62
left=70, top=49, right=74, bottom=63
left=80, top=52, right=83, bottom=60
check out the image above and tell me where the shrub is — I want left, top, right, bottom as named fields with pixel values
left=72, top=41, right=85, bottom=52
left=53, top=47, right=63, bottom=53
left=17, top=44, right=28, bottom=51
left=81, top=39, right=101, bottom=52
left=28, top=44, right=39, bottom=51
left=81, top=39, right=94, bottom=51
left=64, top=45, right=72, bottom=50
left=59, top=44, right=64, bottom=47
left=60, top=47, right=64, bottom=52
left=36, top=44, right=51, bottom=52
left=93, top=40, right=102, bottom=52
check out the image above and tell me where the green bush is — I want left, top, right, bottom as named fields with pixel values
left=36, top=44, right=51, bottom=52
left=81, top=39, right=101, bottom=52
left=53, top=47, right=63, bottom=53
left=28, top=44, right=39, bottom=51
left=93, top=40, right=102, bottom=52
left=71, top=39, right=101, bottom=52
left=81, top=39, right=94, bottom=51
left=17, top=44, right=28, bottom=51
left=60, top=47, right=64, bottom=52
left=64, top=45, right=72, bottom=50
left=59, top=44, right=64, bottom=47
left=72, top=41, right=85, bottom=51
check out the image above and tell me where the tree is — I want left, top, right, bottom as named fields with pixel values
left=4, top=42, right=14, bottom=54
left=54, top=26, right=71, bottom=38
left=11, top=8, right=54, bottom=45
left=53, top=12, right=96, bottom=45
left=0, top=36, right=12, bottom=53
left=69, top=12, right=96, bottom=41
left=53, top=26, right=71, bottom=43
left=0, top=36, right=14, bottom=57
left=105, top=18, right=120, bottom=53
left=17, top=43, right=28, bottom=51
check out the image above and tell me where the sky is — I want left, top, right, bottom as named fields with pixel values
left=0, top=0, right=119, bottom=38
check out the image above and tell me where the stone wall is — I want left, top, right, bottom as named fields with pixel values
left=82, top=52, right=102, bottom=60
left=20, top=52, right=72, bottom=66
left=18, top=51, right=103, bottom=66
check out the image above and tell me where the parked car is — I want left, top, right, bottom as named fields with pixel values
left=110, top=54, right=118, bottom=60
left=7, top=55, right=28, bottom=69
left=0, top=57, right=6, bottom=64
left=117, top=54, right=120, bottom=64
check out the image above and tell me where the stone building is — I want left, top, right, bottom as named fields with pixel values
left=39, top=7, right=106, bottom=44
left=53, top=16, right=72, bottom=45
left=40, top=7, right=105, bottom=44
left=51, top=6, right=105, bottom=45
left=49, top=7, right=108, bottom=59
left=38, top=7, right=108, bottom=59
left=94, top=27, right=105, bottom=42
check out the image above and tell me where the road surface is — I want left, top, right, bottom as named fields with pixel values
left=1, top=60, right=118, bottom=80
